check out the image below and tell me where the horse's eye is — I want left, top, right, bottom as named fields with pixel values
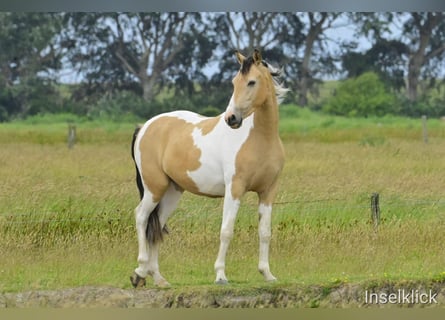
left=247, top=80, right=256, bottom=87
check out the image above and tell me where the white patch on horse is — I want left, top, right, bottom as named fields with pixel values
left=167, top=110, right=206, bottom=124
left=133, top=119, right=153, bottom=194
left=187, top=113, right=255, bottom=197
left=257, top=202, right=275, bottom=281
left=225, top=94, right=235, bottom=116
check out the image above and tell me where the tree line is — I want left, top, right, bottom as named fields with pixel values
left=1, top=12, right=445, bottom=122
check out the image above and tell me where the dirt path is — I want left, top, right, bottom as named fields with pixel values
left=1, top=282, right=444, bottom=308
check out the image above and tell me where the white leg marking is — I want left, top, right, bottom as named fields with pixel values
left=258, top=203, right=277, bottom=282
left=214, top=190, right=240, bottom=284
left=134, top=193, right=158, bottom=278
left=146, top=241, right=168, bottom=287
left=146, top=183, right=182, bottom=287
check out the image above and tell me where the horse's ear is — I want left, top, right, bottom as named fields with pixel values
left=235, top=50, right=246, bottom=65
left=253, top=49, right=262, bottom=65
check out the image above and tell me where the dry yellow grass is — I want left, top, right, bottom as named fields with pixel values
left=0, top=118, right=444, bottom=292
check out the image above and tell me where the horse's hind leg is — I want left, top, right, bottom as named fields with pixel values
left=132, top=192, right=159, bottom=288
left=146, top=182, right=183, bottom=287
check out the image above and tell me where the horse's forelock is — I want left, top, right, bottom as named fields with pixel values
left=240, top=56, right=254, bottom=75
left=241, top=55, right=280, bottom=77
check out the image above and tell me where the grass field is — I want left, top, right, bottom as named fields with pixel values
left=0, top=107, right=444, bottom=293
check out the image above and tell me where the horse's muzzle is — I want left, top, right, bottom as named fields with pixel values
left=226, top=114, right=243, bottom=129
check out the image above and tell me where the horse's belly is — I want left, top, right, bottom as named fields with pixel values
left=187, top=164, right=225, bottom=197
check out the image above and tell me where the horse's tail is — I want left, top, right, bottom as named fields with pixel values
left=146, top=204, right=164, bottom=244
left=131, top=125, right=166, bottom=244
left=131, top=126, right=144, bottom=200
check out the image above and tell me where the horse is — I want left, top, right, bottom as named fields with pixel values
left=130, top=49, right=288, bottom=287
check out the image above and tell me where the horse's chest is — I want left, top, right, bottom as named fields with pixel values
left=233, top=137, right=284, bottom=192
left=186, top=118, right=254, bottom=196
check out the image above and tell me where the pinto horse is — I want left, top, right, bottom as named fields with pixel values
left=130, top=49, right=288, bottom=287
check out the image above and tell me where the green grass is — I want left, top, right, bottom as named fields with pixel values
left=0, top=109, right=445, bottom=293
left=279, top=105, right=445, bottom=143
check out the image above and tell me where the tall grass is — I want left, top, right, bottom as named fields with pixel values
left=0, top=109, right=444, bottom=292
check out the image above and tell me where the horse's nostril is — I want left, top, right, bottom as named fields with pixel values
left=228, top=114, right=237, bottom=125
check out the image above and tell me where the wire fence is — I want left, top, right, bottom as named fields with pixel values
left=1, top=193, right=444, bottom=227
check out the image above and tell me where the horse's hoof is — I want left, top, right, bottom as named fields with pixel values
left=155, top=278, right=171, bottom=288
left=259, top=269, right=277, bottom=282
left=215, top=278, right=229, bottom=285
left=130, top=272, right=146, bottom=288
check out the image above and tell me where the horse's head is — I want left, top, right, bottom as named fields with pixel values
left=224, top=49, right=272, bottom=129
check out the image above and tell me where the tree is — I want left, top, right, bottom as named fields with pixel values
left=342, top=39, right=409, bottom=92
left=350, top=12, right=445, bottom=102
left=214, top=13, right=286, bottom=53
left=295, top=13, right=342, bottom=106
left=403, top=12, right=445, bottom=101
left=63, top=13, right=215, bottom=102
left=213, top=13, right=297, bottom=77
left=0, top=13, right=63, bottom=120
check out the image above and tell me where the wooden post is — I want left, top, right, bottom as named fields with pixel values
left=67, top=124, right=76, bottom=149
left=371, top=193, right=380, bottom=230
left=422, top=115, right=428, bottom=144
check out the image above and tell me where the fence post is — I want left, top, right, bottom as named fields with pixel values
left=67, top=123, right=76, bottom=149
left=371, top=193, right=380, bottom=230
left=422, top=115, right=428, bottom=144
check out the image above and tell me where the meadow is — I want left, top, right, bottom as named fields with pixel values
left=0, top=106, right=444, bottom=294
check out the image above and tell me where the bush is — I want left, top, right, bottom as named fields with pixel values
left=0, top=105, right=8, bottom=122
left=20, top=112, right=85, bottom=125
left=323, top=72, right=397, bottom=117
left=85, top=91, right=152, bottom=121
left=200, top=106, right=222, bottom=117
left=399, top=88, right=445, bottom=118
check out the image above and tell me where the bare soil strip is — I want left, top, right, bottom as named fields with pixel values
left=1, top=282, right=444, bottom=308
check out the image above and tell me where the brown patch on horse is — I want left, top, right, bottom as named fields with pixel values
left=138, top=115, right=221, bottom=202
left=138, top=117, right=200, bottom=201
left=231, top=116, right=285, bottom=203
left=196, top=115, right=220, bottom=135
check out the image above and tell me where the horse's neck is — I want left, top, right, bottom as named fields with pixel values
left=253, top=97, right=280, bottom=139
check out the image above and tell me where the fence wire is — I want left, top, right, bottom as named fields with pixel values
left=1, top=195, right=444, bottom=226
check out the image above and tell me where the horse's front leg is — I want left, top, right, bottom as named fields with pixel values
left=214, top=190, right=241, bottom=284
left=257, top=202, right=277, bottom=282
